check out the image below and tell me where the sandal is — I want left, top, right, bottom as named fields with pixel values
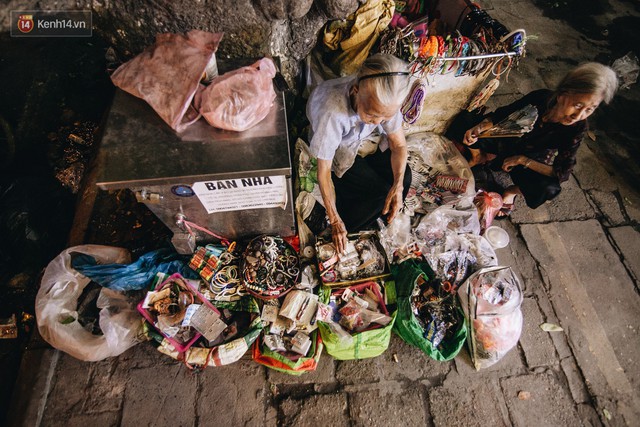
left=495, top=202, right=514, bottom=219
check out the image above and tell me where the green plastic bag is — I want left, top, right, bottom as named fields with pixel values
left=392, top=259, right=467, bottom=361
left=317, top=283, right=396, bottom=360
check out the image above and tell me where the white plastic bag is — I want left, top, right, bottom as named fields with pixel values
left=36, top=245, right=143, bottom=361
left=458, top=266, right=523, bottom=370
left=197, top=57, right=277, bottom=131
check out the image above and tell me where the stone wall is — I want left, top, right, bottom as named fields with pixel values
left=1, top=0, right=362, bottom=83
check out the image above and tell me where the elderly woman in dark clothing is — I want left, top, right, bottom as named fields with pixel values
left=462, top=62, right=618, bottom=215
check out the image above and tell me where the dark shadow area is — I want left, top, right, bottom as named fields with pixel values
left=589, top=15, right=640, bottom=193
left=83, top=189, right=173, bottom=257
left=0, top=32, right=113, bottom=424
left=589, top=93, right=640, bottom=194
left=533, top=0, right=609, bottom=39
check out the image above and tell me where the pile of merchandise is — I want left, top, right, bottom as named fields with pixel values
left=36, top=215, right=521, bottom=372
left=34, top=2, right=527, bottom=372
left=242, top=235, right=300, bottom=299
left=318, top=283, right=392, bottom=339
left=190, top=243, right=247, bottom=302
left=316, top=233, right=388, bottom=284
left=259, top=290, right=318, bottom=356
left=410, top=271, right=463, bottom=349
left=379, top=5, right=525, bottom=80
left=139, top=273, right=224, bottom=352
left=317, top=280, right=397, bottom=360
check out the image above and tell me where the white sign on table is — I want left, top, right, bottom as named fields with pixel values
left=192, top=175, right=287, bottom=214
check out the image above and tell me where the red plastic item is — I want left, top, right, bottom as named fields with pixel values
left=283, top=235, right=300, bottom=253
left=474, top=190, right=503, bottom=233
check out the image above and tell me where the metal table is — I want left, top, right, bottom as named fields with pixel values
left=96, top=69, right=295, bottom=253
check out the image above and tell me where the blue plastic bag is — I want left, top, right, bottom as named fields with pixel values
left=71, top=247, right=198, bottom=291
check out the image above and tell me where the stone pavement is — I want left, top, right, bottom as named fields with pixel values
left=7, top=1, right=640, bottom=426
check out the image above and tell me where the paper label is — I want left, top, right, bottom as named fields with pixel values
left=181, top=304, right=202, bottom=327
left=189, top=305, right=226, bottom=343
left=192, top=175, right=287, bottom=214
left=215, top=338, right=249, bottom=365
left=261, top=305, right=279, bottom=323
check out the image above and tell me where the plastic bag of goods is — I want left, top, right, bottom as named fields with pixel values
left=197, top=58, right=277, bottom=131
left=154, top=286, right=264, bottom=367
left=317, top=281, right=396, bottom=360
left=458, top=266, right=523, bottom=370
left=36, top=245, right=143, bottom=361
left=252, top=290, right=324, bottom=375
left=392, top=259, right=467, bottom=361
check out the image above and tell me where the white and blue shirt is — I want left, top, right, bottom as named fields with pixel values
left=307, top=76, right=402, bottom=177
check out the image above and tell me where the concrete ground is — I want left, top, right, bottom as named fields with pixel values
left=7, top=0, right=640, bottom=426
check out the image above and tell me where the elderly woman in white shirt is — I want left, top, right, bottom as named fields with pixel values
left=307, top=54, right=412, bottom=253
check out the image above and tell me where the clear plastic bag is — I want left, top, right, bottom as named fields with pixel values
left=377, top=212, right=414, bottom=263
left=197, top=57, right=277, bottom=131
left=428, top=250, right=477, bottom=290
left=459, top=233, right=498, bottom=269
left=111, top=30, right=222, bottom=132
left=415, top=202, right=480, bottom=237
left=36, top=245, right=143, bottom=361
left=458, top=266, right=523, bottom=370
left=403, top=133, right=476, bottom=215
left=612, top=51, right=639, bottom=90
left=427, top=234, right=467, bottom=276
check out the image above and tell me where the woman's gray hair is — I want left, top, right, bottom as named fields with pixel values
left=556, top=62, right=619, bottom=104
left=357, top=53, right=411, bottom=106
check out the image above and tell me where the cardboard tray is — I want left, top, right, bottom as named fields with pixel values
left=315, top=231, right=391, bottom=288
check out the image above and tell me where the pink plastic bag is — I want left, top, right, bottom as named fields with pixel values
left=197, top=58, right=277, bottom=132
left=474, top=190, right=503, bottom=233
left=110, top=30, right=223, bottom=132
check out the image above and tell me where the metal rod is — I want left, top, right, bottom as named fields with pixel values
left=478, top=133, right=525, bottom=138
left=436, top=51, right=517, bottom=62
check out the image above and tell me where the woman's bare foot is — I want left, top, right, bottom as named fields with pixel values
left=497, top=186, right=520, bottom=217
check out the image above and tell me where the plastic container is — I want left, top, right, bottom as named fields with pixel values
left=484, top=226, right=509, bottom=249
